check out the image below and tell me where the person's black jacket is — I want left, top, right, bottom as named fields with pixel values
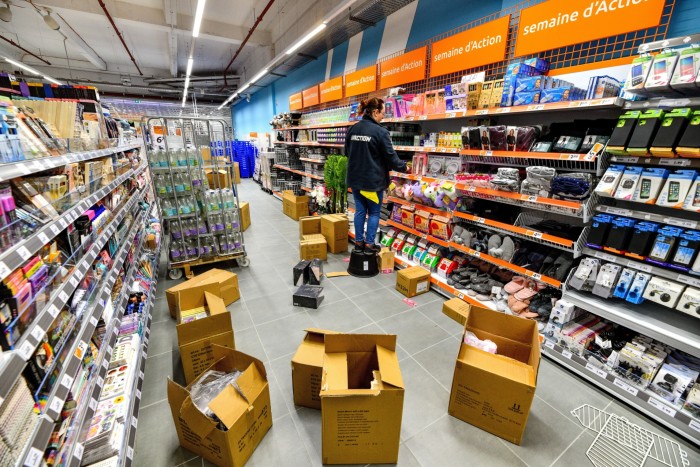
left=345, top=114, right=407, bottom=192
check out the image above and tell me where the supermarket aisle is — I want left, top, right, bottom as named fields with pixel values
left=133, top=180, right=700, bottom=467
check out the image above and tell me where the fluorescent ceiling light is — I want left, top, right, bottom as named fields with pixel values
left=181, top=94, right=187, bottom=107
left=192, top=0, right=206, bottom=37
left=286, top=23, right=326, bottom=55
left=238, top=83, right=250, bottom=93
left=4, top=57, right=40, bottom=75
left=186, top=58, right=194, bottom=76
left=43, top=75, right=62, bottom=85
left=250, top=68, right=268, bottom=83
left=182, top=76, right=190, bottom=95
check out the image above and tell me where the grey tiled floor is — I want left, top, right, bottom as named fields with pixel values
left=134, top=180, right=700, bottom=467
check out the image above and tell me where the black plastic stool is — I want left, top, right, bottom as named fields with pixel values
left=347, top=249, right=379, bottom=277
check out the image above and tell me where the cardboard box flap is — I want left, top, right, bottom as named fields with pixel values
left=167, top=377, right=190, bottom=414
left=293, top=328, right=341, bottom=367
left=324, top=334, right=397, bottom=353
left=179, top=391, right=220, bottom=439
left=322, top=352, right=349, bottom=391
left=175, top=310, right=233, bottom=344
left=211, top=344, right=268, bottom=380
left=207, top=361, right=264, bottom=430
left=466, top=306, right=538, bottom=344
left=204, top=291, right=227, bottom=315
left=459, top=346, right=536, bottom=387
left=304, top=328, right=340, bottom=343
left=376, top=345, right=404, bottom=389
left=176, top=282, right=222, bottom=316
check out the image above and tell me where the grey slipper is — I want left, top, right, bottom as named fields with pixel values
left=487, top=234, right=502, bottom=256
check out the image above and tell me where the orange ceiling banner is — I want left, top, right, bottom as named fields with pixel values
left=430, top=15, right=511, bottom=78
left=515, top=0, right=666, bottom=57
left=289, top=92, right=302, bottom=111
left=302, top=85, right=319, bottom=107
left=320, top=76, right=343, bottom=103
left=345, top=65, right=377, bottom=97
left=379, top=46, right=427, bottom=90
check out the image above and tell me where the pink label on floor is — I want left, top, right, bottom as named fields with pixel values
left=342, top=257, right=350, bottom=262
left=403, top=298, right=417, bottom=307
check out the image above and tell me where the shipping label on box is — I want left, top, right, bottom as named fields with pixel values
left=396, top=266, right=430, bottom=297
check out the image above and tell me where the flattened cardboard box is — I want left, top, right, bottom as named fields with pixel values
left=300, top=234, right=327, bottom=261
left=176, top=287, right=235, bottom=384
left=239, top=201, right=250, bottom=231
left=320, top=334, right=404, bottom=465
left=449, top=305, right=540, bottom=445
left=168, top=345, right=272, bottom=466
left=291, top=328, right=339, bottom=409
left=166, top=268, right=240, bottom=318
left=396, top=265, right=430, bottom=297
left=321, top=214, right=349, bottom=253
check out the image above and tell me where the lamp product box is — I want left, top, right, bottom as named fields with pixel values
left=448, top=305, right=540, bottom=445
left=396, top=265, right=430, bottom=297
left=291, top=328, right=339, bottom=409
left=320, top=334, right=404, bottom=464
left=167, top=346, right=272, bottom=467
left=166, top=269, right=240, bottom=318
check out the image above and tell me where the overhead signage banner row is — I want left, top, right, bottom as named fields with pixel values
left=289, top=92, right=302, bottom=111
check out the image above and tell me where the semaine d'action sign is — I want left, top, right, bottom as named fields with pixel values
left=289, top=92, right=302, bottom=111
left=379, top=46, right=427, bottom=90
left=515, top=0, right=666, bottom=57
left=430, top=15, right=511, bottom=78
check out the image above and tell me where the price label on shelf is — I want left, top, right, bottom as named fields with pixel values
left=659, top=158, right=690, bottom=167
left=678, top=275, right=700, bottom=289
left=446, top=112, right=457, bottom=118
left=139, top=370, right=145, bottom=380
left=419, top=116, right=428, bottom=120
left=17, top=245, right=31, bottom=261
left=37, top=232, right=50, bottom=245
left=457, top=293, right=464, bottom=300
left=96, top=376, right=103, bottom=388
left=561, top=349, right=573, bottom=359
left=613, top=156, right=639, bottom=164
left=484, top=150, right=493, bottom=157
left=136, top=389, right=141, bottom=400
left=472, top=251, right=481, bottom=258
left=585, top=363, right=608, bottom=379
left=69, top=276, right=79, bottom=288
left=31, top=326, right=45, bottom=342
left=103, top=358, right=109, bottom=370
left=73, top=443, right=84, bottom=460
left=90, top=316, right=98, bottom=327
left=648, top=397, right=677, bottom=417
left=499, top=107, right=511, bottom=113
left=468, top=186, right=477, bottom=192
left=89, top=398, right=97, bottom=411
left=544, top=341, right=555, bottom=350
left=665, top=218, right=697, bottom=229
left=475, top=217, right=485, bottom=224
left=48, top=304, right=60, bottom=318
left=61, top=374, right=74, bottom=389
left=530, top=273, right=542, bottom=281
left=594, top=251, right=616, bottom=262
left=440, top=147, right=447, bottom=153
left=604, top=207, right=632, bottom=216
left=17, top=164, right=31, bottom=175
left=475, top=109, right=489, bottom=115
left=17, top=340, right=35, bottom=361
left=49, top=397, right=64, bottom=414
left=59, top=219, right=68, bottom=230
left=0, top=262, right=10, bottom=278
left=531, top=232, right=543, bottom=239
left=690, top=420, right=700, bottom=433
left=602, top=98, right=615, bottom=105
left=58, top=290, right=69, bottom=304
left=613, top=378, right=639, bottom=396
left=25, top=448, right=44, bottom=467
left=131, top=417, right=138, bottom=429
left=627, top=261, right=652, bottom=274
left=534, top=104, right=545, bottom=111
left=578, top=101, right=592, bottom=107
left=75, top=341, right=88, bottom=360
left=127, top=446, right=134, bottom=460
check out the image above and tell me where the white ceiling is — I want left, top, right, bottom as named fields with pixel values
left=0, top=0, right=353, bottom=103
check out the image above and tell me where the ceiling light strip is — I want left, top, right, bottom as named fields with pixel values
left=192, top=0, right=206, bottom=37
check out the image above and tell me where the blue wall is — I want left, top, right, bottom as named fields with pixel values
left=233, top=0, right=699, bottom=138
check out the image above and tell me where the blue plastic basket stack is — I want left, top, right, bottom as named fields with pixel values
left=227, top=141, right=258, bottom=178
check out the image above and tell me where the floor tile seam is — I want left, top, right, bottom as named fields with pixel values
left=284, top=404, right=319, bottom=465
left=497, top=439, right=531, bottom=467
left=402, top=413, right=448, bottom=444
left=250, top=307, right=308, bottom=328
left=413, top=302, right=460, bottom=336
left=146, top=348, right=173, bottom=360
left=139, top=397, right=168, bottom=411
left=546, top=428, right=591, bottom=467
left=173, top=455, right=200, bottom=467
left=535, top=394, right=591, bottom=431
left=411, top=333, right=461, bottom=361
left=406, top=354, right=451, bottom=393
left=402, top=443, right=426, bottom=467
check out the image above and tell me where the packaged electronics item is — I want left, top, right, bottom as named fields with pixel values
left=607, top=111, right=642, bottom=155
left=587, top=214, right=613, bottom=248
left=595, top=165, right=625, bottom=197
left=293, top=284, right=324, bottom=309
left=530, top=141, right=552, bottom=152
left=614, top=166, right=643, bottom=201
left=587, top=75, right=622, bottom=99
left=676, top=287, right=700, bottom=318
left=627, top=109, right=665, bottom=155
left=293, top=260, right=311, bottom=286
left=650, top=108, right=692, bottom=157
left=670, top=46, right=700, bottom=91
left=626, top=222, right=660, bottom=260
left=549, top=299, right=584, bottom=325
left=656, top=170, right=697, bottom=208
left=593, top=263, right=622, bottom=298
left=642, top=276, right=684, bottom=308
left=632, top=168, right=669, bottom=204
left=645, top=51, right=679, bottom=93
left=489, top=79, right=504, bottom=108
left=625, top=55, right=653, bottom=91
left=513, top=91, right=540, bottom=106
left=552, top=135, right=582, bottom=153
left=568, top=257, right=600, bottom=291
left=580, top=135, right=609, bottom=154
left=669, top=230, right=700, bottom=271
left=427, top=156, right=445, bottom=177
left=683, top=179, right=700, bottom=212
left=676, top=111, right=700, bottom=157
left=515, top=75, right=544, bottom=92
left=625, top=272, right=651, bottom=304
left=613, top=268, right=637, bottom=299
left=648, top=226, right=683, bottom=264
left=649, top=363, right=699, bottom=406
left=606, top=217, right=637, bottom=253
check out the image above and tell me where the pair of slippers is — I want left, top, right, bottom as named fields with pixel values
left=487, top=235, right=515, bottom=262
left=539, top=254, right=574, bottom=281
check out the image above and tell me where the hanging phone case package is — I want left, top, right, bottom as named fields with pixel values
left=595, top=165, right=625, bottom=197
left=671, top=46, right=700, bottom=91
left=613, top=166, right=643, bottom=201
left=632, top=168, right=669, bottom=204
left=676, top=111, right=700, bottom=158
left=624, top=55, right=653, bottom=92
left=644, top=51, right=679, bottom=94
left=682, top=179, right=700, bottom=213
left=650, top=108, right=692, bottom=157
left=656, top=170, right=697, bottom=208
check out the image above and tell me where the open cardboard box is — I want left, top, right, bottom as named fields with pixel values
left=448, top=304, right=540, bottom=445
left=168, top=345, right=272, bottom=466
left=320, top=334, right=404, bottom=464
left=291, top=328, right=339, bottom=409
left=175, top=285, right=235, bottom=384
left=166, top=268, right=240, bottom=318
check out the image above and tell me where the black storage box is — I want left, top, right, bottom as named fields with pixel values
left=293, top=285, right=324, bottom=309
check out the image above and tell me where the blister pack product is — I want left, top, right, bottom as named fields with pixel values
left=607, top=111, right=642, bottom=154
left=587, top=214, right=613, bottom=248
left=568, top=257, right=600, bottom=291
left=643, top=276, right=685, bottom=308
left=676, top=111, right=700, bottom=158
left=626, top=221, right=660, bottom=260
left=657, top=170, right=698, bottom=208
left=645, top=51, right=679, bottom=93
left=671, top=46, right=700, bottom=91
left=625, top=272, right=651, bottom=304
left=627, top=109, right=666, bottom=155
left=683, top=178, right=700, bottom=212
left=613, top=268, right=637, bottom=299
left=648, top=226, right=683, bottom=264
left=676, top=287, right=700, bottom=317
left=632, top=167, right=669, bottom=204
left=606, top=217, right=637, bottom=252
left=595, top=165, right=625, bottom=197
left=614, top=166, right=643, bottom=201
left=625, top=55, right=654, bottom=91
left=553, top=136, right=582, bottom=153
left=593, top=263, right=622, bottom=298
left=650, top=108, right=692, bottom=157
left=670, top=230, right=700, bottom=271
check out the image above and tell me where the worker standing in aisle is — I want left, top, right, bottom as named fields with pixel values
left=345, top=97, right=407, bottom=253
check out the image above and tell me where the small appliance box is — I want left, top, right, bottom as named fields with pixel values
left=320, top=334, right=404, bottom=465
left=321, top=214, right=349, bottom=253
left=300, top=234, right=328, bottom=261
left=283, top=190, right=309, bottom=220
left=166, top=269, right=240, bottom=318
left=448, top=305, right=540, bottom=445
left=299, top=216, right=322, bottom=239
left=395, top=265, right=431, bottom=297
left=239, top=201, right=251, bottom=231
left=167, top=346, right=272, bottom=467
left=175, top=287, right=235, bottom=384
left=291, top=328, right=339, bottom=409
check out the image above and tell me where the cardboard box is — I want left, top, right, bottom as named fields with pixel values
left=379, top=248, right=395, bottom=273
left=283, top=190, right=309, bottom=220
left=396, top=266, right=430, bottom=297
left=299, top=216, right=322, bottom=239
left=167, top=346, right=272, bottom=466
left=166, top=269, right=240, bottom=318
left=206, top=168, right=233, bottom=189
left=320, top=334, right=404, bottom=464
left=176, top=288, right=235, bottom=384
left=448, top=305, right=540, bottom=445
left=321, top=214, right=349, bottom=253
left=239, top=201, right=250, bottom=231
left=291, top=328, right=339, bottom=409
left=300, top=234, right=327, bottom=260
left=442, top=297, right=470, bottom=326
